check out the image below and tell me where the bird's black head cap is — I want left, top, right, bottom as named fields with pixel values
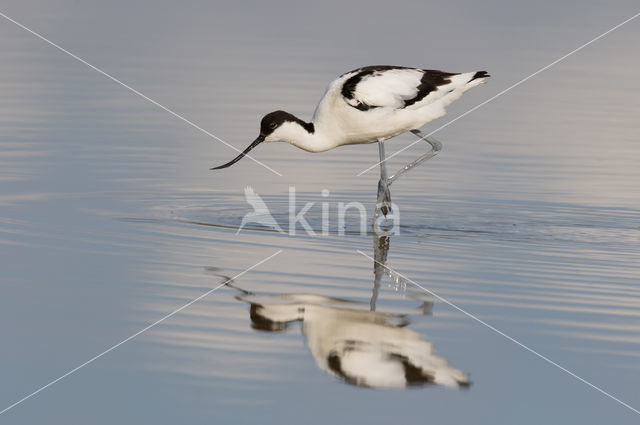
left=260, top=110, right=314, bottom=136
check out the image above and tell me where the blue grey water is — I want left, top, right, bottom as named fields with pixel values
left=1, top=1, right=639, bottom=423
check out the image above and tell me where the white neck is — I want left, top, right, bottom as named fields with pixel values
left=267, top=120, right=334, bottom=153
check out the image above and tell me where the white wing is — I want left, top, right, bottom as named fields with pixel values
left=341, top=66, right=487, bottom=111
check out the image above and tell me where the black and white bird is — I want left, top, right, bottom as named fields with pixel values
left=241, top=293, right=470, bottom=389
left=212, top=66, right=489, bottom=213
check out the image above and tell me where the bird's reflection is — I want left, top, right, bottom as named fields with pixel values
left=224, top=232, right=469, bottom=389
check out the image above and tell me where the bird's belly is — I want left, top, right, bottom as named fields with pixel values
left=337, top=109, right=425, bottom=145
left=314, top=95, right=447, bottom=148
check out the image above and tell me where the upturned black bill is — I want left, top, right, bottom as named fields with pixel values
left=210, top=135, right=265, bottom=170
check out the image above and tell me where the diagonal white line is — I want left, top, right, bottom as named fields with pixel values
left=357, top=11, right=640, bottom=176
left=356, top=249, right=640, bottom=416
left=0, top=249, right=283, bottom=416
left=0, top=10, right=282, bottom=177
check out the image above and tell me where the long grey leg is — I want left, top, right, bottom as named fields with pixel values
left=386, top=130, right=442, bottom=185
left=378, top=140, right=388, bottom=182
left=375, top=140, right=392, bottom=219
left=374, top=131, right=442, bottom=222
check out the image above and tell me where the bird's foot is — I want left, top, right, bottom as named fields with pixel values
left=376, top=178, right=392, bottom=217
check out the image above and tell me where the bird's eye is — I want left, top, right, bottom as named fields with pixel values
left=269, top=122, right=277, bottom=129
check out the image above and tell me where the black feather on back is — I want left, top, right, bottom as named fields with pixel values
left=403, top=69, right=458, bottom=107
left=340, top=66, right=459, bottom=111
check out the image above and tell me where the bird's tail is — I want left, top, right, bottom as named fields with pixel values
left=465, top=70, right=490, bottom=89
left=470, top=70, right=490, bottom=82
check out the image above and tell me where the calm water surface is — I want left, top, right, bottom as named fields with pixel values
left=1, top=1, right=639, bottom=424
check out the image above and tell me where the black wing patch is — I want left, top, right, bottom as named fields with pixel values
left=341, top=66, right=402, bottom=111
left=340, top=66, right=458, bottom=111
left=403, top=70, right=458, bottom=107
